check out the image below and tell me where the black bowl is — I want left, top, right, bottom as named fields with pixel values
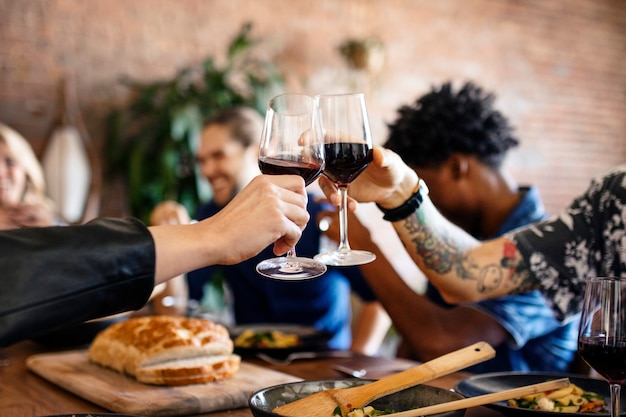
left=249, top=379, right=466, bottom=417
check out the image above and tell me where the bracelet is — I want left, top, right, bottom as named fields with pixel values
left=376, top=179, right=429, bottom=222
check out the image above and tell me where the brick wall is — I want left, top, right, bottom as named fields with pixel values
left=0, top=0, right=624, bottom=220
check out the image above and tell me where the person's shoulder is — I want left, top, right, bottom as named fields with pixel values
left=582, top=164, right=626, bottom=202
left=599, top=165, right=626, bottom=187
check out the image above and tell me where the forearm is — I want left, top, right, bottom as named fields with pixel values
left=350, top=301, right=391, bottom=356
left=149, top=174, right=311, bottom=284
left=355, top=238, right=449, bottom=352
left=150, top=274, right=189, bottom=316
left=390, top=196, right=535, bottom=302
left=0, top=218, right=155, bottom=347
left=150, top=222, right=218, bottom=285
left=356, top=233, right=509, bottom=360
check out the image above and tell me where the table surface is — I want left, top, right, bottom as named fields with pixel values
left=0, top=341, right=502, bottom=417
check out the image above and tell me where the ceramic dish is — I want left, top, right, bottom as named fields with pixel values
left=249, top=379, right=466, bottom=417
left=455, top=371, right=626, bottom=416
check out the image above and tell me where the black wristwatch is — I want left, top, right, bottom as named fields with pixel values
left=376, top=179, right=429, bottom=222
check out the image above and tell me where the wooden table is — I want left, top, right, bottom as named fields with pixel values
left=0, top=341, right=501, bottom=417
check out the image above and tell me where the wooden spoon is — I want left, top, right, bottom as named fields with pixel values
left=272, top=341, right=496, bottom=417
left=385, top=377, right=570, bottom=417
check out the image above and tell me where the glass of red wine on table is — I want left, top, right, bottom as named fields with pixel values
left=314, top=92, right=376, bottom=267
left=578, top=276, right=626, bottom=417
left=256, top=93, right=327, bottom=280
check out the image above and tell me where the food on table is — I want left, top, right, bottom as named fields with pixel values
left=234, top=329, right=301, bottom=349
left=332, top=405, right=394, bottom=417
left=507, top=382, right=607, bottom=413
left=88, top=315, right=240, bottom=386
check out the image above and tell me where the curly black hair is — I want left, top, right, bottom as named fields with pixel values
left=384, top=81, right=519, bottom=169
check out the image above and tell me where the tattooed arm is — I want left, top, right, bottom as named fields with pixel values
left=318, top=146, right=539, bottom=303
left=391, top=194, right=538, bottom=302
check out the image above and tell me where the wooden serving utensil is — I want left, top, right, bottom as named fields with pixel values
left=272, top=341, right=496, bottom=417
left=388, top=377, right=570, bottom=417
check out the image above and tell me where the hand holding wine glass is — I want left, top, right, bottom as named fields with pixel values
left=578, top=276, right=626, bottom=417
left=256, top=93, right=327, bottom=280
left=314, top=92, right=376, bottom=266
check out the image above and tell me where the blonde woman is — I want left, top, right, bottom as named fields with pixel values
left=0, top=123, right=57, bottom=229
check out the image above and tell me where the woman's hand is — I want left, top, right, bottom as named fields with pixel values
left=150, top=174, right=310, bottom=283
left=208, top=174, right=309, bottom=261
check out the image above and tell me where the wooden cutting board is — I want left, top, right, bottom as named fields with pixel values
left=27, top=349, right=302, bottom=417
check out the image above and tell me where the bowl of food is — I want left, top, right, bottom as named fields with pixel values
left=249, top=379, right=466, bottom=417
left=230, top=324, right=332, bottom=357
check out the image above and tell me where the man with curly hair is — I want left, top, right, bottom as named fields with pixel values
left=326, top=82, right=579, bottom=372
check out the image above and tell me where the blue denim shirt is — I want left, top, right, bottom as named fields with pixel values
left=426, top=186, right=580, bottom=372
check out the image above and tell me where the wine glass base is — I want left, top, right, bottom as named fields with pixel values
left=256, top=256, right=327, bottom=280
left=314, top=250, right=376, bottom=267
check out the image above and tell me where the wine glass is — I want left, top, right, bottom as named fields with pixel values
left=255, top=93, right=328, bottom=280
left=578, top=276, right=626, bottom=417
left=314, top=92, right=376, bottom=266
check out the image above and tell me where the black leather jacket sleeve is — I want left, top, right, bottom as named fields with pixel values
left=0, top=217, right=156, bottom=347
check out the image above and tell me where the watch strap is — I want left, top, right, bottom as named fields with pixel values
left=376, top=179, right=429, bottom=222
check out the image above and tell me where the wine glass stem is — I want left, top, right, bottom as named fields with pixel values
left=337, top=185, right=351, bottom=252
left=610, top=383, right=621, bottom=417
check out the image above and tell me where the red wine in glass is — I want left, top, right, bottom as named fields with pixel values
left=255, top=93, right=327, bottom=280
left=578, top=276, right=626, bottom=417
left=314, top=92, right=376, bottom=267
left=259, top=156, right=323, bottom=186
left=578, top=337, right=626, bottom=383
left=323, top=142, right=374, bottom=186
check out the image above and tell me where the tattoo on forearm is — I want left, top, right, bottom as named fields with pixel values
left=403, top=212, right=535, bottom=296
left=404, top=213, right=471, bottom=279
left=500, top=240, right=535, bottom=293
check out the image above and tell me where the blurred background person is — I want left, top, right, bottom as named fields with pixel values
left=0, top=123, right=186, bottom=344
left=0, top=123, right=59, bottom=230
left=323, top=81, right=579, bottom=372
left=150, top=106, right=390, bottom=354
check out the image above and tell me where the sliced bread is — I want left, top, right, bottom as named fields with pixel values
left=88, top=315, right=240, bottom=385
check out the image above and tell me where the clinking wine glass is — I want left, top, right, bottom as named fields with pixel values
left=314, top=92, right=376, bottom=266
left=578, top=276, right=626, bottom=417
left=255, top=93, right=327, bottom=280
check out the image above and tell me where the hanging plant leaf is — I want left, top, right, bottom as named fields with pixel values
left=104, top=23, right=284, bottom=223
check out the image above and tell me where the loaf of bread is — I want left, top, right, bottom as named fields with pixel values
left=88, top=315, right=241, bottom=386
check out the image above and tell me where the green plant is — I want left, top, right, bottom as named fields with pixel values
left=105, top=23, right=283, bottom=223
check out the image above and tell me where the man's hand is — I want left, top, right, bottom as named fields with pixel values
left=318, top=147, right=418, bottom=211
left=198, top=174, right=309, bottom=264
left=150, top=174, right=310, bottom=283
